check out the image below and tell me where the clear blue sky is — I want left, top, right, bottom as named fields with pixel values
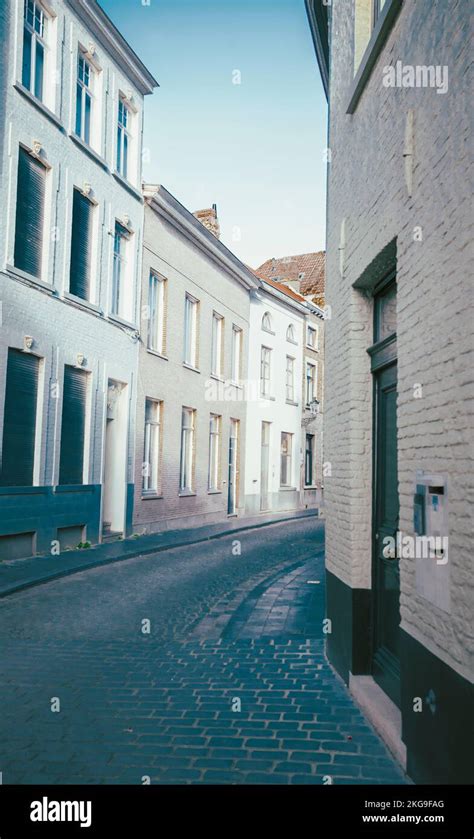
left=100, top=0, right=327, bottom=268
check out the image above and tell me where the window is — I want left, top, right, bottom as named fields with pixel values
left=260, top=346, right=271, bottom=397
left=373, top=0, right=387, bottom=23
left=148, top=273, right=165, bottom=353
left=75, top=54, right=93, bottom=145
left=262, top=311, right=273, bottom=332
left=286, top=323, right=296, bottom=343
left=69, top=188, right=93, bottom=300
left=184, top=294, right=198, bottom=367
left=111, top=221, right=129, bottom=317
left=22, top=0, right=47, bottom=102
left=306, top=361, right=316, bottom=405
left=231, top=326, right=242, bottom=383
left=143, top=399, right=161, bottom=494
left=59, top=366, right=88, bottom=485
left=305, top=434, right=315, bottom=486
left=208, top=414, right=221, bottom=491
left=0, top=349, right=39, bottom=486
left=211, top=313, right=224, bottom=377
left=179, top=408, right=195, bottom=492
left=286, top=356, right=295, bottom=402
left=374, top=279, right=397, bottom=342
left=117, top=97, right=131, bottom=179
left=307, top=324, right=318, bottom=349
left=14, top=147, right=46, bottom=279
left=280, top=432, right=293, bottom=487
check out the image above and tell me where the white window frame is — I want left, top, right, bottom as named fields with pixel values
left=184, top=294, right=198, bottom=367
left=179, top=407, right=195, bottom=492
left=208, top=414, right=221, bottom=491
left=262, top=311, right=273, bottom=332
left=231, top=325, right=242, bottom=384
left=286, top=323, right=296, bottom=343
left=286, top=356, right=295, bottom=402
left=260, top=346, right=271, bottom=398
left=75, top=51, right=94, bottom=145
left=280, top=432, right=293, bottom=488
left=143, top=398, right=161, bottom=494
left=211, top=312, right=224, bottom=377
left=117, top=96, right=132, bottom=180
left=22, top=0, right=49, bottom=103
left=306, top=360, right=317, bottom=405
left=148, top=272, right=165, bottom=354
left=306, top=324, right=318, bottom=350
left=111, top=221, right=132, bottom=319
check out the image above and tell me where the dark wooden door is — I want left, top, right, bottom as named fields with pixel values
left=372, top=359, right=401, bottom=706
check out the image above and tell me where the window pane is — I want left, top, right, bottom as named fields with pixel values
left=14, top=147, right=46, bottom=278
left=123, top=132, right=128, bottom=179
left=375, top=282, right=397, bottom=342
left=75, top=82, right=82, bottom=136
left=84, top=92, right=91, bottom=145
left=22, top=28, right=32, bottom=89
left=34, top=39, right=44, bottom=100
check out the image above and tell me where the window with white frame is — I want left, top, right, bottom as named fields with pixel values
left=286, top=323, right=296, bottom=343
left=286, top=356, right=295, bottom=402
left=211, top=313, right=224, bottom=377
left=306, top=324, right=318, bottom=349
left=143, top=398, right=161, bottom=494
left=179, top=407, right=195, bottom=492
left=306, top=361, right=317, bottom=405
left=262, top=311, right=273, bottom=332
left=280, top=432, right=293, bottom=487
left=75, top=53, right=94, bottom=145
left=231, top=325, right=242, bottom=383
left=184, top=294, right=198, bottom=367
left=148, top=272, right=165, bottom=354
left=111, top=221, right=130, bottom=318
left=208, top=414, right=221, bottom=491
left=14, top=146, right=47, bottom=279
left=22, top=0, right=48, bottom=102
left=260, top=346, right=271, bottom=397
left=117, top=97, right=131, bottom=179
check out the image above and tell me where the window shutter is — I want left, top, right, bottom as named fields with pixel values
left=14, top=147, right=46, bottom=278
left=69, top=189, right=92, bottom=300
left=58, top=366, right=87, bottom=485
left=0, top=349, right=39, bottom=486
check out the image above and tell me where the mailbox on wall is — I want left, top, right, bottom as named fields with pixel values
left=414, top=471, right=450, bottom=613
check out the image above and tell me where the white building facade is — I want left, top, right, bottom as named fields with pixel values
left=0, top=0, right=157, bottom=558
left=244, top=281, right=310, bottom=516
left=133, top=187, right=258, bottom=534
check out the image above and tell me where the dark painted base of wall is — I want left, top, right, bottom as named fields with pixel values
left=0, top=484, right=101, bottom=558
left=325, top=569, right=474, bottom=784
left=325, top=568, right=371, bottom=682
left=400, top=629, right=474, bottom=785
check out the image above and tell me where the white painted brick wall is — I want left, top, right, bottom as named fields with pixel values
left=325, top=0, right=473, bottom=679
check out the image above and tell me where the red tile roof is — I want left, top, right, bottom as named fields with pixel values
left=256, top=252, right=325, bottom=298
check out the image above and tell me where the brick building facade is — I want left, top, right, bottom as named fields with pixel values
left=307, top=0, right=473, bottom=783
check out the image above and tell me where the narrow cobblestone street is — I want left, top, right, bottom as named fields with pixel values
left=0, top=518, right=407, bottom=785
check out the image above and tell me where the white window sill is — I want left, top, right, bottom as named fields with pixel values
left=6, top=264, right=53, bottom=293
left=286, top=399, right=299, bottom=407
left=146, top=348, right=168, bottom=361
left=280, top=486, right=297, bottom=492
left=208, top=489, right=222, bottom=495
left=210, top=372, right=224, bottom=382
left=64, top=291, right=102, bottom=315
left=112, top=170, right=143, bottom=203
left=69, top=133, right=109, bottom=171
left=14, top=83, right=64, bottom=132
left=141, top=493, right=163, bottom=500
left=183, top=362, right=200, bottom=374
left=260, top=394, right=276, bottom=402
left=179, top=490, right=196, bottom=497
left=108, top=313, right=137, bottom=330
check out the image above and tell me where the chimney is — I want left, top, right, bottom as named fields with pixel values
left=193, top=204, right=220, bottom=239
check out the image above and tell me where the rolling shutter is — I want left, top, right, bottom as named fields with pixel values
left=0, top=349, right=39, bottom=486
left=58, top=366, right=87, bottom=485
left=69, top=189, right=92, bottom=300
left=14, top=147, right=46, bottom=278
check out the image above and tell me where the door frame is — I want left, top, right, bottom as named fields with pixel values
left=227, top=418, right=239, bottom=516
left=367, top=272, right=401, bottom=707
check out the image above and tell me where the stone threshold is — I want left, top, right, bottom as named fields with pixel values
left=349, top=673, right=408, bottom=773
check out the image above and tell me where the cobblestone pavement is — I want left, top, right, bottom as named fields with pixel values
left=0, top=518, right=408, bottom=785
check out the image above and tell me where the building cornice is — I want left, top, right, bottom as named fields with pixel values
left=66, top=0, right=158, bottom=94
left=144, top=184, right=259, bottom=292
left=258, top=282, right=309, bottom=316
